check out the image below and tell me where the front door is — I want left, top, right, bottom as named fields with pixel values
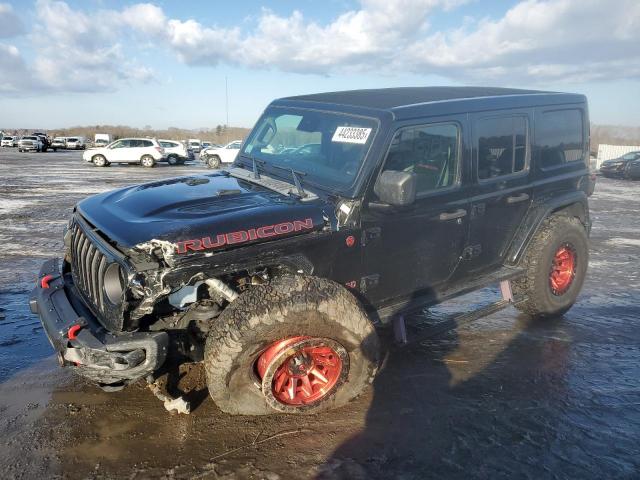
left=360, top=117, right=470, bottom=307
left=106, top=139, right=131, bottom=162
left=457, top=110, right=533, bottom=276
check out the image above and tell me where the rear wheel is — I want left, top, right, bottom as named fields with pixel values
left=92, top=154, right=107, bottom=167
left=512, top=215, right=589, bottom=318
left=140, top=155, right=155, bottom=168
left=204, top=275, right=380, bottom=415
left=167, top=155, right=178, bottom=166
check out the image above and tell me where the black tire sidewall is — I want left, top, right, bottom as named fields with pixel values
left=531, top=220, right=588, bottom=315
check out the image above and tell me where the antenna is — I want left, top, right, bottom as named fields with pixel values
left=225, top=76, right=229, bottom=144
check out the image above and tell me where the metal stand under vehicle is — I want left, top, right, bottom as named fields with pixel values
left=393, top=280, right=517, bottom=346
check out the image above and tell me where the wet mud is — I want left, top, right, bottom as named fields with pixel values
left=0, top=151, right=639, bottom=478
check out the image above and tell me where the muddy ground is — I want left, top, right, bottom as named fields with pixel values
left=0, top=149, right=639, bottom=479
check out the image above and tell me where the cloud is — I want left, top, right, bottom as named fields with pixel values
left=404, top=0, right=640, bottom=82
left=0, top=44, right=36, bottom=93
left=0, top=3, right=24, bottom=38
left=150, top=0, right=640, bottom=83
left=0, top=0, right=155, bottom=95
left=29, top=0, right=155, bottom=92
left=164, top=1, right=470, bottom=73
left=2, top=0, right=640, bottom=96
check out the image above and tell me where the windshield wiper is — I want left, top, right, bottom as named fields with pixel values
left=237, top=154, right=308, bottom=198
left=268, top=164, right=308, bottom=198
left=239, top=153, right=264, bottom=180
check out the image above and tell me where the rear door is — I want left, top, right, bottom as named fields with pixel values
left=456, top=110, right=533, bottom=276
left=360, top=116, right=470, bottom=306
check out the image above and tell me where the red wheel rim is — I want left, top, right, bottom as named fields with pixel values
left=549, top=244, right=576, bottom=295
left=257, top=337, right=344, bottom=406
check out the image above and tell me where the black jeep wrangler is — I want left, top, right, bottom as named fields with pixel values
left=30, top=87, right=591, bottom=415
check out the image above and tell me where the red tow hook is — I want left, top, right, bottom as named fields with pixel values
left=40, top=274, right=55, bottom=289
left=68, top=324, right=82, bottom=340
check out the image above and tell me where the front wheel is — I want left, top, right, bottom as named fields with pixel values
left=204, top=275, right=380, bottom=415
left=140, top=155, right=155, bottom=168
left=206, top=155, right=221, bottom=169
left=167, top=155, right=178, bottom=166
left=512, top=215, right=589, bottom=318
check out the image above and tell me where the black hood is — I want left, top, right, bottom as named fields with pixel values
left=77, top=171, right=332, bottom=251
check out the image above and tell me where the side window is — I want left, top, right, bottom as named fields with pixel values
left=142, top=140, right=153, bottom=147
left=476, top=116, right=528, bottom=180
left=112, top=140, right=128, bottom=149
left=159, top=141, right=170, bottom=148
left=382, top=123, right=460, bottom=195
left=537, top=109, right=584, bottom=168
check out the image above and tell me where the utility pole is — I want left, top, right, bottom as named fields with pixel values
left=225, top=76, right=229, bottom=144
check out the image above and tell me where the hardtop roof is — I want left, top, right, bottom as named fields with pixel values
left=280, top=86, right=576, bottom=111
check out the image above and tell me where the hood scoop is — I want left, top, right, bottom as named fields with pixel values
left=177, top=194, right=269, bottom=214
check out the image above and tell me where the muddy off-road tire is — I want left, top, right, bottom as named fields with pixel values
left=512, top=215, right=588, bottom=318
left=204, top=275, right=380, bottom=415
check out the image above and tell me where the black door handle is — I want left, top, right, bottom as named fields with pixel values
left=439, top=209, right=467, bottom=221
left=506, top=193, right=530, bottom=204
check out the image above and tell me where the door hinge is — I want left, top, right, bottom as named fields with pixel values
left=361, top=227, right=381, bottom=246
left=360, top=274, right=380, bottom=293
left=462, top=244, right=482, bottom=260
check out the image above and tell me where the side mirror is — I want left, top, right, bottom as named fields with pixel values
left=373, top=170, right=417, bottom=207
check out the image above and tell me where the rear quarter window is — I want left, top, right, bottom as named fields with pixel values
left=536, top=109, right=584, bottom=168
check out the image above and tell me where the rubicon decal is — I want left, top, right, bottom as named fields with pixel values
left=175, top=218, right=314, bottom=254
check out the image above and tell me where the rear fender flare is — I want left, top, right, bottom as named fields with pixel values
left=506, top=191, right=590, bottom=266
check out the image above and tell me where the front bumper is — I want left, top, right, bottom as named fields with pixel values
left=599, top=164, right=625, bottom=176
left=29, top=258, right=168, bottom=386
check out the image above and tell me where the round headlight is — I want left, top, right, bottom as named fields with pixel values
left=103, top=263, right=124, bottom=305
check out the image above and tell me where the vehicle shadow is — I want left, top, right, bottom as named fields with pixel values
left=317, top=310, right=571, bottom=479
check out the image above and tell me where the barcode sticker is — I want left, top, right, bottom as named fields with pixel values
left=332, top=126, right=372, bottom=144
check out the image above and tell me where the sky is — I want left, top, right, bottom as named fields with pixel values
left=0, top=0, right=639, bottom=130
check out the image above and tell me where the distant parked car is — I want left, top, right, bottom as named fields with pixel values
left=66, top=137, right=86, bottom=150
left=83, top=137, right=166, bottom=167
left=201, top=140, right=242, bottom=168
left=1, top=135, right=18, bottom=147
left=159, top=139, right=190, bottom=165
left=599, top=151, right=640, bottom=178
left=187, top=139, right=202, bottom=153
left=51, top=137, right=67, bottom=151
left=32, top=132, right=51, bottom=152
left=94, top=133, right=112, bottom=148
left=18, top=135, right=43, bottom=152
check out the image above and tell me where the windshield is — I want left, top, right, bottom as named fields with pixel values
left=240, top=106, right=377, bottom=190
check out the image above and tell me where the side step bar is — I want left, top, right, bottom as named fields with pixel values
left=393, top=280, right=523, bottom=346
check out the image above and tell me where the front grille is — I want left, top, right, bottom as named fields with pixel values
left=70, top=221, right=109, bottom=314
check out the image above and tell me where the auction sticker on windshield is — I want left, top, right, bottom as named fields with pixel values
left=332, top=126, right=372, bottom=144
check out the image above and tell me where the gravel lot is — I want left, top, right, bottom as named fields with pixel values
left=0, top=148, right=639, bottom=479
